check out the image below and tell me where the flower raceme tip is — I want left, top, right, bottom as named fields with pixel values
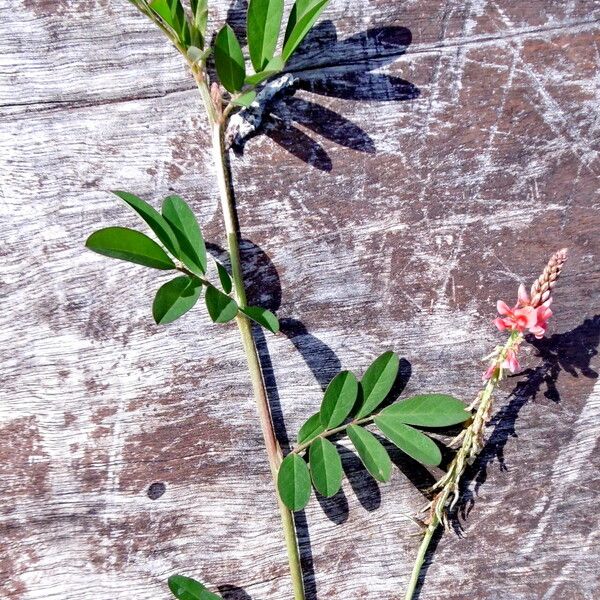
left=484, top=248, right=568, bottom=381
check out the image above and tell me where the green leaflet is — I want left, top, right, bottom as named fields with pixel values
left=231, top=90, right=258, bottom=107
left=213, top=25, right=246, bottom=93
left=149, top=0, right=188, bottom=43
left=86, top=227, right=176, bottom=270
left=346, top=424, right=392, bottom=483
left=162, top=195, right=207, bottom=275
left=355, top=351, right=400, bottom=418
left=282, top=0, right=329, bottom=62
left=297, top=412, right=324, bottom=445
left=309, top=437, right=342, bottom=497
left=168, top=574, right=222, bottom=600
left=153, top=275, right=202, bottom=325
left=247, top=0, right=284, bottom=72
left=245, top=56, right=285, bottom=86
left=204, top=285, right=238, bottom=323
left=214, top=260, right=233, bottom=294
left=190, top=0, right=208, bottom=45
left=283, top=0, right=311, bottom=43
left=381, top=394, right=469, bottom=427
left=113, top=190, right=180, bottom=257
left=374, top=415, right=442, bottom=466
left=319, top=371, right=358, bottom=429
left=277, top=453, right=311, bottom=511
left=241, top=306, right=280, bottom=333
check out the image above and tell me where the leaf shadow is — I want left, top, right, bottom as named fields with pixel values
left=218, top=585, right=252, bottom=600
left=223, top=10, right=419, bottom=170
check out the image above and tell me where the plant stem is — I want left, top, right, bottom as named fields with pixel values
left=208, top=105, right=305, bottom=600
left=403, top=330, right=522, bottom=600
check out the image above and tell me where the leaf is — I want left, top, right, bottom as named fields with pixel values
left=241, top=306, right=280, bottom=333
left=190, top=0, right=208, bottom=42
left=374, top=416, right=441, bottom=466
left=297, top=412, right=324, bottom=445
left=309, top=437, right=342, bottom=497
left=381, top=394, right=470, bottom=427
left=277, top=453, right=311, bottom=511
left=245, top=56, right=285, bottom=85
left=205, top=285, right=238, bottom=323
left=346, top=424, right=392, bottom=483
left=187, top=45, right=211, bottom=63
left=247, top=0, right=284, bottom=72
left=319, top=371, right=358, bottom=429
left=355, top=351, right=400, bottom=419
left=282, top=0, right=329, bottom=62
left=231, top=90, right=257, bottom=107
left=162, top=195, right=207, bottom=275
left=283, top=0, right=310, bottom=43
left=213, top=25, right=246, bottom=93
left=215, top=261, right=233, bottom=294
left=153, top=276, right=202, bottom=325
left=149, top=0, right=187, bottom=40
left=86, top=227, right=176, bottom=270
left=112, top=190, right=180, bottom=257
left=168, top=574, right=222, bottom=600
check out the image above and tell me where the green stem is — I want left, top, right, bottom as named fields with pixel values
left=403, top=330, right=522, bottom=600
left=210, top=115, right=305, bottom=600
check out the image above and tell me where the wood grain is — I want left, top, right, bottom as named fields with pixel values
left=1, top=1, right=599, bottom=599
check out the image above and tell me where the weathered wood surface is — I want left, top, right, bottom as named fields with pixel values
left=1, top=1, right=599, bottom=598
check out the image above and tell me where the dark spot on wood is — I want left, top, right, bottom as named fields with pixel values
left=147, top=482, right=166, bottom=499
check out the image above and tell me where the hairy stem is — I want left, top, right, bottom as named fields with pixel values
left=404, top=330, right=522, bottom=600
left=209, top=108, right=305, bottom=600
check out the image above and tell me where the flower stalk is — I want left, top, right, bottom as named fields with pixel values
left=404, top=249, right=568, bottom=600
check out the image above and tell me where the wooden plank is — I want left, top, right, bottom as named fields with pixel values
left=1, top=1, right=599, bottom=599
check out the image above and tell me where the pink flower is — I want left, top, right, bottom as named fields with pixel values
left=502, top=348, right=520, bottom=373
left=494, top=284, right=553, bottom=339
left=494, top=301, right=538, bottom=334
left=482, top=363, right=497, bottom=381
left=529, top=302, right=553, bottom=339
